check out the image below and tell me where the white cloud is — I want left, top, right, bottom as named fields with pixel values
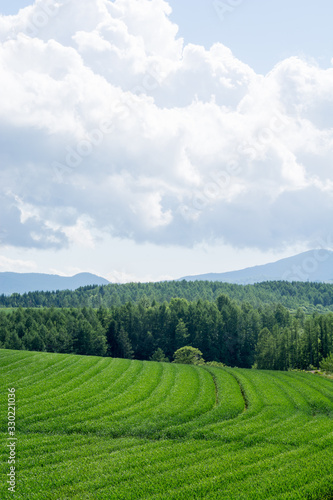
left=0, top=0, right=333, bottom=254
left=0, top=256, right=37, bottom=272
left=105, top=269, right=174, bottom=283
left=105, top=270, right=139, bottom=283
left=62, top=216, right=96, bottom=248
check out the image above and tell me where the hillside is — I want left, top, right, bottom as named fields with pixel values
left=1, top=349, right=333, bottom=499
left=179, top=249, right=333, bottom=284
left=1, top=300, right=333, bottom=370
left=1, top=279, right=333, bottom=313
left=0, top=272, right=109, bottom=295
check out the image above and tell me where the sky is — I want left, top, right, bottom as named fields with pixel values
left=0, top=0, right=333, bottom=282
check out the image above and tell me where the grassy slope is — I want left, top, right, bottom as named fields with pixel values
left=1, top=349, right=333, bottom=499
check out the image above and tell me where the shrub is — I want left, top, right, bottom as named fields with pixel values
left=319, top=353, right=333, bottom=373
left=173, top=346, right=204, bottom=365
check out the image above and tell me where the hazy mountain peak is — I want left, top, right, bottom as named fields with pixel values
left=179, top=250, right=333, bottom=284
left=0, top=272, right=110, bottom=295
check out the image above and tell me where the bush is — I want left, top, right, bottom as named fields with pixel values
left=205, top=361, right=226, bottom=368
left=319, top=353, right=333, bottom=373
left=173, top=346, right=204, bottom=365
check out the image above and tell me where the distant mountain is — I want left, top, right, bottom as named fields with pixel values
left=179, top=250, right=333, bottom=285
left=0, top=272, right=110, bottom=296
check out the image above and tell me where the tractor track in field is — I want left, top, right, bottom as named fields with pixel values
left=203, top=367, right=219, bottom=407
left=224, top=369, right=249, bottom=412
left=2, top=350, right=333, bottom=500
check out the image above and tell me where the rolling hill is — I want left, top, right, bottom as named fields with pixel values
left=1, top=349, right=333, bottom=499
left=0, top=272, right=109, bottom=295
left=179, top=249, right=333, bottom=284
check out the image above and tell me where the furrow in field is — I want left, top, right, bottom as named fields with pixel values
left=65, top=361, right=166, bottom=435
left=222, top=445, right=333, bottom=500
left=223, top=367, right=265, bottom=414
left=1, top=350, right=333, bottom=500
left=58, top=363, right=213, bottom=437
left=190, top=369, right=320, bottom=445
left=16, top=357, right=113, bottom=417
left=159, top=367, right=244, bottom=439
left=14, top=356, right=88, bottom=399
left=283, top=372, right=333, bottom=413
left=70, top=363, right=178, bottom=436
left=89, top=443, right=309, bottom=499
left=0, top=351, right=62, bottom=380
left=268, top=371, right=313, bottom=412
left=141, top=442, right=332, bottom=500
left=15, top=440, right=289, bottom=499
left=276, top=474, right=333, bottom=500
left=17, top=359, right=141, bottom=427
left=0, top=349, right=40, bottom=367
left=113, top=367, right=214, bottom=437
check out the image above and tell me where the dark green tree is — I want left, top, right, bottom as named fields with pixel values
left=255, top=327, right=276, bottom=369
left=116, top=327, right=134, bottom=359
left=150, top=348, right=169, bottom=362
left=175, top=319, right=189, bottom=350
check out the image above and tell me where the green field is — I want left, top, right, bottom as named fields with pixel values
left=1, top=349, right=333, bottom=499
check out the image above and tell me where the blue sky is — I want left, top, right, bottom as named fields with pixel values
left=170, top=0, right=333, bottom=73
left=0, top=0, right=333, bottom=281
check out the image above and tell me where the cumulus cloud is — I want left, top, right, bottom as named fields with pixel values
left=0, top=255, right=37, bottom=272
left=0, top=0, right=333, bottom=253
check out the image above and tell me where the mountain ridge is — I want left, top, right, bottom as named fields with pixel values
left=178, top=249, right=333, bottom=284
left=1, top=249, right=333, bottom=296
left=0, top=272, right=109, bottom=296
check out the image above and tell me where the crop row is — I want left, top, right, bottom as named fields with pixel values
left=1, top=349, right=333, bottom=499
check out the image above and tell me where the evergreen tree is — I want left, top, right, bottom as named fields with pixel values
left=150, top=348, right=169, bottom=362
left=175, top=319, right=189, bottom=350
left=116, top=328, right=134, bottom=359
left=255, top=328, right=276, bottom=369
left=4, top=332, right=22, bottom=350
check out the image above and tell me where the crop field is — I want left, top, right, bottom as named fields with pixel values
left=1, top=349, right=333, bottom=499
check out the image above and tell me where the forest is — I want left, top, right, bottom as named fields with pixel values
left=1, top=294, right=333, bottom=370
left=1, top=280, right=333, bottom=312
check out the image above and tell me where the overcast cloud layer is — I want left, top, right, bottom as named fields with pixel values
left=1, top=0, right=333, bottom=253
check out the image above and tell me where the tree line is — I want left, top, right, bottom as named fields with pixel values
left=1, top=280, right=333, bottom=313
left=1, top=295, right=332, bottom=370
